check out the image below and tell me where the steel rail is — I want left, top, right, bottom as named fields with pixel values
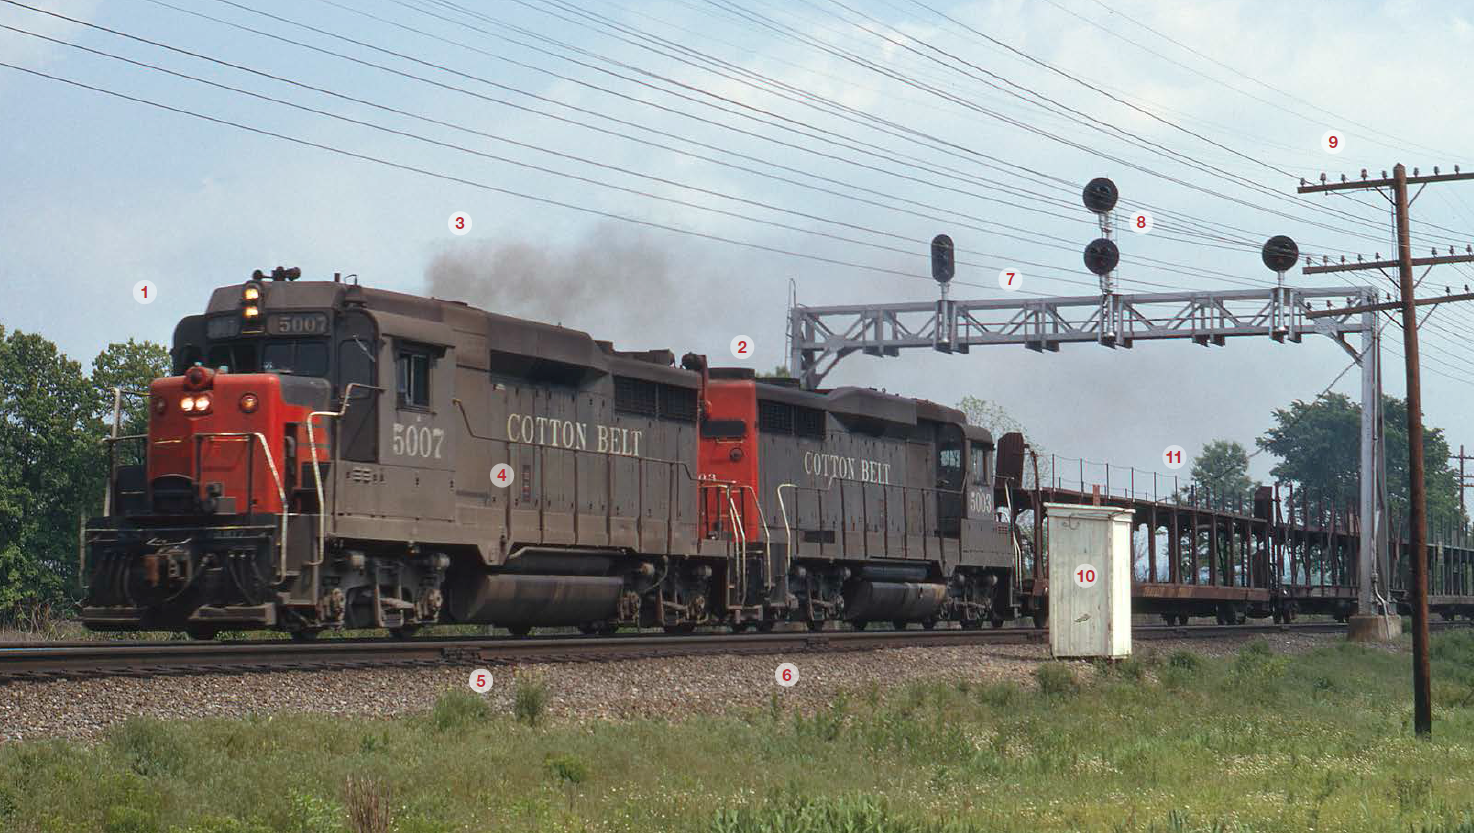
left=2, top=621, right=1457, bottom=684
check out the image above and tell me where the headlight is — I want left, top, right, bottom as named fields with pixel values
left=243, top=285, right=260, bottom=301
left=180, top=396, right=195, bottom=412
left=243, top=305, right=260, bottom=319
left=239, top=393, right=259, bottom=413
left=194, top=394, right=212, bottom=413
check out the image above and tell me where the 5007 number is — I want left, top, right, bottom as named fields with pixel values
left=393, top=423, right=445, bottom=459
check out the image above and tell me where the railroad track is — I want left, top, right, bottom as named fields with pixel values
left=1, top=621, right=1433, bottom=683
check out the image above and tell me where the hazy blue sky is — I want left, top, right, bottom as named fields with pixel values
left=3, top=0, right=1472, bottom=486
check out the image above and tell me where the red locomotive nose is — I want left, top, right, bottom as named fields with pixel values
left=183, top=366, right=215, bottom=390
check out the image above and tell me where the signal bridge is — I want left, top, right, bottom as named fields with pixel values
left=785, top=177, right=1386, bottom=618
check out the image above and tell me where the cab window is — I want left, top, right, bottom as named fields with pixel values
left=970, top=446, right=990, bottom=487
left=261, top=340, right=329, bottom=376
left=396, top=347, right=433, bottom=409
left=206, top=342, right=258, bottom=373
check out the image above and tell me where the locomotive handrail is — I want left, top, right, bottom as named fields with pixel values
left=775, top=484, right=797, bottom=586
left=304, top=383, right=383, bottom=575
left=100, top=386, right=152, bottom=518
left=192, top=432, right=289, bottom=581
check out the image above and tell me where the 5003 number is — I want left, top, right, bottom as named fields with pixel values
left=393, top=423, right=445, bottom=459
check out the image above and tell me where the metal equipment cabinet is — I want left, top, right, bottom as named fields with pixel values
left=1045, top=503, right=1132, bottom=659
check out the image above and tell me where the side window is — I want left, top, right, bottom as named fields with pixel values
left=395, top=346, right=433, bottom=409
left=970, top=446, right=989, bottom=487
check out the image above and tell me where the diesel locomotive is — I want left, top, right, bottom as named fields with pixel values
left=81, top=270, right=1018, bottom=639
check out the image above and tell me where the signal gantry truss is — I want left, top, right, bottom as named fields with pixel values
left=788, top=286, right=1375, bottom=390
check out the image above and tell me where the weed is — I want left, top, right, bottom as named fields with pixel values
left=1034, top=662, right=1078, bottom=696
left=544, top=752, right=589, bottom=811
left=110, top=718, right=186, bottom=778
left=344, top=775, right=391, bottom=833
left=103, top=805, right=157, bottom=833
left=514, top=671, right=550, bottom=727
left=977, top=681, right=1021, bottom=707
left=284, top=789, right=341, bottom=833
left=1167, top=650, right=1202, bottom=671
left=429, top=689, right=490, bottom=731
left=794, top=695, right=847, bottom=743
left=1393, top=775, right=1433, bottom=814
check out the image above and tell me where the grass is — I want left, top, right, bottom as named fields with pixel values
left=5, top=634, right=1474, bottom=832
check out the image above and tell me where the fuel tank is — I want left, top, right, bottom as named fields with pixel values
left=447, top=574, right=623, bottom=626
left=843, top=580, right=948, bottom=621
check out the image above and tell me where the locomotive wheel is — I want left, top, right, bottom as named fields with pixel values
left=663, top=623, right=696, bottom=634
left=960, top=618, right=982, bottom=630
left=1032, top=610, right=1047, bottom=629
left=806, top=620, right=825, bottom=632
left=990, top=617, right=1005, bottom=629
left=731, top=622, right=751, bottom=633
left=922, top=619, right=937, bottom=630
left=892, top=620, right=908, bottom=631
left=852, top=620, right=869, bottom=631
left=507, top=624, right=533, bottom=637
left=185, top=627, right=219, bottom=641
left=289, top=629, right=319, bottom=642
left=757, top=621, right=777, bottom=633
left=388, top=626, right=420, bottom=639
left=1177, top=615, right=1190, bottom=626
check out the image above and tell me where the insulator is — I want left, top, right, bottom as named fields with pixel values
left=1414, top=167, right=1420, bottom=176
left=1435, top=166, right=1441, bottom=175
left=1340, top=174, right=1347, bottom=182
left=1320, top=172, right=1327, bottom=183
left=1360, top=169, right=1368, bottom=179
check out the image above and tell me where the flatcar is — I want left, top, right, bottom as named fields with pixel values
left=81, top=270, right=1016, bottom=638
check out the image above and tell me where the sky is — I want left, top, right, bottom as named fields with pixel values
left=2, top=0, right=1473, bottom=489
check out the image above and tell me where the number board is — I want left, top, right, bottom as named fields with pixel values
left=268, top=312, right=329, bottom=336
left=206, top=316, right=242, bottom=340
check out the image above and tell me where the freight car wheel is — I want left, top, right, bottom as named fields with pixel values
left=892, top=620, right=908, bottom=631
left=960, top=618, right=982, bottom=630
left=922, top=619, right=938, bottom=630
left=806, top=620, right=825, bottom=632
left=388, top=626, right=420, bottom=639
left=990, top=617, right=1005, bottom=629
left=289, top=630, right=319, bottom=642
left=852, top=620, right=869, bottom=631
left=1032, top=610, right=1047, bottom=629
left=185, top=627, right=218, bottom=641
left=507, top=624, right=533, bottom=637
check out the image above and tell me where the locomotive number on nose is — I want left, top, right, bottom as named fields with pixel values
left=393, top=422, right=445, bottom=459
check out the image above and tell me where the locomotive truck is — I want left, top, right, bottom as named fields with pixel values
left=81, top=270, right=1019, bottom=639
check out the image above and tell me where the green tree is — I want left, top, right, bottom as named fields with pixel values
left=90, top=339, right=171, bottom=463
left=1257, top=392, right=1463, bottom=532
left=957, top=395, right=1026, bottom=438
left=1188, top=440, right=1255, bottom=510
left=0, top=330, right=170, bottom=622
left=0, top=327, right=99, bottom=619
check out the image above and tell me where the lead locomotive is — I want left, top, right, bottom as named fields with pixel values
left=82, top=270, right=1017, bottom=638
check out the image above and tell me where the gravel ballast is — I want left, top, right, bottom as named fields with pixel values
left=0, top=631, right=1341, bottom=744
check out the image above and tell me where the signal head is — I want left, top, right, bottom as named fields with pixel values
left=1261, top=235, right=1299, bottom=273
left=930, top=234, right=955, bottom=284
left=1083, top=237, right=1119, bottom=276
left=1081, top=177, right=1119, bottom=214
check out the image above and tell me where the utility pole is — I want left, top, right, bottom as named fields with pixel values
left=1300, top=162, right=1474, bottom=739
left=1455, top=445, right=1474, bottom=514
